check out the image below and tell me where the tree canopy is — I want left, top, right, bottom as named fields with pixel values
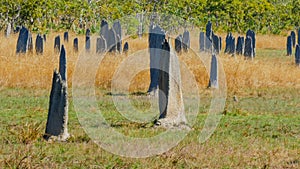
left=0, top=0, right=299, bottom=34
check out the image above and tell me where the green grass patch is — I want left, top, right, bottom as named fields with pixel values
left=0, top=87, right=299, bottom=168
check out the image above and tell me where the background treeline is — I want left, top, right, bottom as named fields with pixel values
left=0, top=0, right=299, bottom=34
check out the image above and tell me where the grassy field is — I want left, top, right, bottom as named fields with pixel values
left=0, top=32, right=299, bottom=168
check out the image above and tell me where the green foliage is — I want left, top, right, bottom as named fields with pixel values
left=0, top=0, right=299, bottom=34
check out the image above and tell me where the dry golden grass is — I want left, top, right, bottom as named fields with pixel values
left=1, top=32, right=299, bottom=169
left=0, top=32, right=299, bottom=94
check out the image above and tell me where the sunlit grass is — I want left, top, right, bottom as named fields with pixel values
left=0, top=32, right=299, bottom=168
